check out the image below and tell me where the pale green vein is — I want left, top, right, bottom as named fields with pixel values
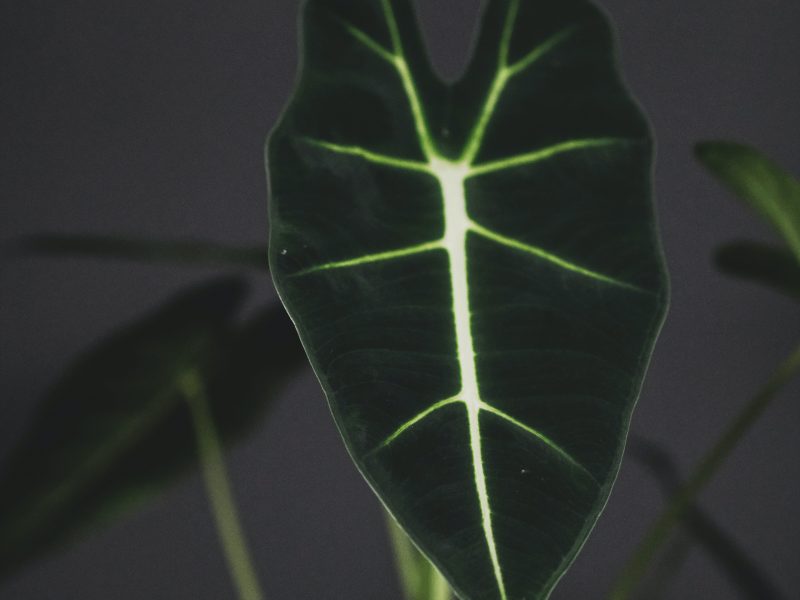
left=380, top=0, right=403, bottom=52
left=478, top=401, right=596, bottom=483
left=498, top=0, right=520, bottom=66
left=461, top=72, right=509, bottom=165
left=461, top=0, right=576, bottom=164
left=377, top=396, right=462, bottom=451
left=468, top=138, right=628, bottom=177
left=335, top=3, right=434, bottom=159
left=303, top=138, right=432, bottom=174
left=506, top=26, right=577, bottom=78
left=469, top=221, right=641, bottom=291
left=340, top=20, right=396, bottom=64
left=294, top=240, right=443, bottom=276
left=370, top=395, right=594, bottom=484
left=379, top=0, right=435, bottom=158
left=460, top=72, right=508, bottom=165
left=459, top=0, right=517, bottom=164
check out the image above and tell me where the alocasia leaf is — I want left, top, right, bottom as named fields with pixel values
left=267, top=1, right=667, bottom=598
left=0, top=282, right=306, bottom=580
left=696, top=141, right=800, bottom=262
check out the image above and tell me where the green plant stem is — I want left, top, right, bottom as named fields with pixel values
left=630, top=437, right=784, bottom=598
left=610, top=341, right=800, bottom=600
left=180, top=372, right=265, bottom=600
left=386, top=514, right=452, bottom=600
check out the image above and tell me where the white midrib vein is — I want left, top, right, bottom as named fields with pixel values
left=289, top=1, right=639, bottom=597
left=437, top=158, right=506, bottom=595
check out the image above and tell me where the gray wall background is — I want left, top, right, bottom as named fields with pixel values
left=1, top=0, right=799, bottom=598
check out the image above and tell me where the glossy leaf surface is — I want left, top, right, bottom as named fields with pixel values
left=268, top=1, right=667, bottom=598
left=696, top=141, right=800, bottom=261
left=0, top=282, right=305, bottom=578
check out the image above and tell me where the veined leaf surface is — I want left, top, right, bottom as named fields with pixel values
left=268, top=1, right=667, bottom=598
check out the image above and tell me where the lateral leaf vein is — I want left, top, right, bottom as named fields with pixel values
left=479, top=401, right=597, bottom=483
left=468, top=138, right=630, bottom=177
left=302, top=138, right=432, bottom=174
left=469, top=222, right=642, bottom=291
left=339, top=19, right=396, bottom=64
left=293, top=240, right=443, bottom=276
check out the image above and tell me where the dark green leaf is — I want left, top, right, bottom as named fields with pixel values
left=0, top=282, right=306, bottom=579
left=267, top=1, right=667, bottom=598
left=714, top=240, right=800, bottom=300
left=696, top=141, right=800, bottom=261
left=9, top=233, right=267, bottom=270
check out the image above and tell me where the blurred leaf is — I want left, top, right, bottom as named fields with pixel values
left=0, top=280, right=307, bottom=579
left=387, top=515, right=451, bottom=600
left=715, top=241, right=800, bottom=300
left=10, top=233, right=267, bottom=270
left=206, top=302, right=309, bottom=446
left=612, top=344, right=800, bottom=599
left=696, top=141, right=800, bottom=261
left=629, top=438, right=785, bottom=599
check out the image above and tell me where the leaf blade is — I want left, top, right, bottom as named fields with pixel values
left=268, top=1, right=667, bottom=598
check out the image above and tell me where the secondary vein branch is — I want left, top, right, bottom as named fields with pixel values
left=302, top=138, right=432, bottom=174
left=469, top=221, right=640, bottom=290
left=506, top=27, right=577, bottom=77
left=379, top=0, right=435, bottom=158
left=461, top=3, right=577, bottom=165
left=374, top=396, right=463, bottom=452
left=294, top=240, right=443, bottom=276
left=479, top=401, right=595, bottom=482
left=468, top=138, right=628, bottom=177
left=340, top=20, right=396, bottom=64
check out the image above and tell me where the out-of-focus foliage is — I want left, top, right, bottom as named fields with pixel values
left=696, top=141, right=800, bottom=262
left=629, top=438, right=785, bottom=599
left=0, top=278, right=305, bottom=579
left=10, top=234, right=267, bottom=271
left=714, top=241, right=800, bottom=301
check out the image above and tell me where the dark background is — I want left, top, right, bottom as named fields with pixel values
left=1, top=0, right=799, bottom=598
